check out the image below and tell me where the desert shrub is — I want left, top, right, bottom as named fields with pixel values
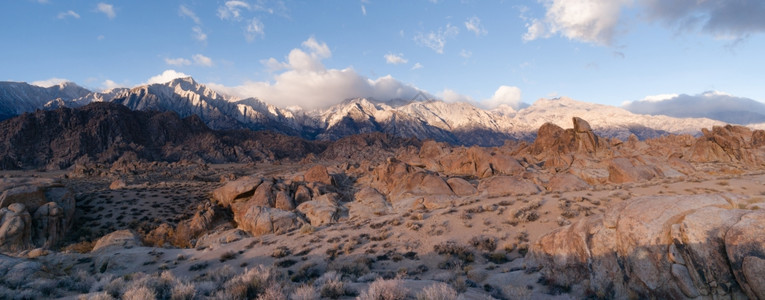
left=314, top=271, right=346, bottom=299
left=417, top=282, right=457, bottom=300
left=220, top=251, right=238, bottom=262
left=357, top=278, right=408, bottom=300
left=290, top=262, right=322, bottom=283
left=189, top=262, right=209, bottom=272
left=330, top=256, right=373, bottom=278
left=171, top=281, right=196, bottom=300
left=272, top=246, right=291, bottom=258
left=123, top=286, right=156, bottom=300
left=81, top=291, right=115, bottom=300
left=299, top=224, right=316, bottom=235
left=218, top=265, right=281, bottom=299
left=469, top=235, right=497, bottom=252
left=63, top=240, right=95, bottom=253
left=290, top=285, right=318, bottom=300
left=434, top=241, right=474, bottom=264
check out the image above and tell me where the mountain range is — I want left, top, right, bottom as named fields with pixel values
left=1, top=77, right=754, bottom=146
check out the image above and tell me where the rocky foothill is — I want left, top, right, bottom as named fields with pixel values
left=0, top=112, right=764, bottom=299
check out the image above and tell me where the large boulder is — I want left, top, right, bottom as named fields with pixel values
left=545, top=173, right=590, bottom=192
left=173, top=203, right=217, bottom=247
left=478, top=176, right=540, bottom=197
left=297, top=194, right=340, bottom=227
left=348, top=187, right=391, bottom=219
left=608, top=157, right=662, bottom=183
left=235, top=205, right=303, bottom=236
left=0, top=203, right=32, bottom=253
left=528, top=194, right=765, bottom=299
left=211, top=176, right=262, bottom=207
left=446, top=178, right=477, bottom=196
left=92, top=229, right=141, bottom=252
left=305, top=165, right=334, bottom=186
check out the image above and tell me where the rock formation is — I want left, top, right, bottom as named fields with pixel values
left=528, top=194, right=765, bottom=299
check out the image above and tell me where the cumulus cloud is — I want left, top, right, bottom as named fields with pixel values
left=384, top=53, right=408, bottom=64
left=31, top=78, right=69, bottom=88
left=146, top=70, right=191, bottom=85
left=57, top=10, right=80, bottom=19
left=411, top=62, right=423, bottom=70
left=96, top=3, right=116, bottom=19
left=207, top=37, right=422, bottom=109
left=414, top=23, right=459, bottom=54
left=192, top=54, right=214, bottom=67
left=192, top=26, right=207, bottom=42
left=165, top=57, right=191, bottom=66
left=482, top=85, right=523, bottom=109
left=465, top=16, right=487, bottom=36
left=524, top=0, right=765, bottom=45
left=179, top=5, right=201, bottom=24
left=523, top=0, right=629, bottom=45
left=440, top=89, right=475, bottom=103
left=102, top=79, right=124, bottom=90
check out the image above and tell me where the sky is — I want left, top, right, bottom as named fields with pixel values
left=2, top=0, right=765, bottom=109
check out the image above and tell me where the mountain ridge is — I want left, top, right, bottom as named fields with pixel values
left=0, top=77, right=736, bottom=145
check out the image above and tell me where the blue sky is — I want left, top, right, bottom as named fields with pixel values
left=2, top=0, right=764, bottom=109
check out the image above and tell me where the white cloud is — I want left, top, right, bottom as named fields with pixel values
left=459, top=49, right=472, bottom=58
left=192, top=54, right=214, bottom=67
left=218, top=1, right=250, bottom=20
left=523, top=0, right=629, bottom=46
left=146, top=70, right=191, bottom=85
left=96, top=3, right=116, bottom=19
left=31, top=78, right=69, bottom=88
left=361, top=5, right=367, bottom=16
left=525, top=0, right=765, bottom=46
left=57, top=10, right=80, bottom=19
left=482, top=85, right=523, bottom=109
left=384, top=53, right=408, bottom=65
left=440, top=89, right=475, bottom=103
left=640, top=93, right=678, bottom=103
left=465, top=16, right=487, bottom=36
left=179, top=5, right=201, bottom=25
left=207, top=37, right=422, bottom=109
left=411, top=62, right=423, bottom=70
left=192, top=26, right=207, bottom=42
left=245, top=17, right=265, bottom=41
left=414, top=23, right=459, bottom=54
left=102, top=79, right=124, bottom=90
left=165, top=57, right=191, bottom=66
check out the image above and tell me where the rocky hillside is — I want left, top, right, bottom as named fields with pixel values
left=0, top=81, right=91, bottom=120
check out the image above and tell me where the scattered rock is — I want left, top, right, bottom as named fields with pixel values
left=305, top=165, right=333, bottom=186
left=92, top=229, right=141, bottom=252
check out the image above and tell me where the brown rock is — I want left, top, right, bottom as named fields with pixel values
left=446, top=178, right=476, bottom=196
left=528, top=194, right=765, bottom=299
left=92, top=229, right=141, bottom=252
left=0, top=203, right=32, bottom=253
left=173, top=203, right=216, bottom=248
left=235, top=206, right=303, bottom=236
left=249, top=180, right=275, bottom=207
left=293, top=185, right=312, bottom=205
left=109, top=179, right=127, bottom=190
left=349, top=187, right=391, bottom=219
left=478, top=176, right=540, bottom=197
left=607, top=157, right=661, bottom=183
left=724, top=211, right=765, bottom=299
left=274, top=190, right=295, bottom=211
left=211, top=176, right=262, bottom=207
left=31, top=202, right=64, bottom=248
left=305, top=165, right=333, bottom=186
left=546, top=173, right=590, bottom=192
left=296, top=194, right=339, bottom=227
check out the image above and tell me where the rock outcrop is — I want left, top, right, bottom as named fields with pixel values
left=528, top=194, right=765, bottom=299
left=0, top=178, right=74, bottom=254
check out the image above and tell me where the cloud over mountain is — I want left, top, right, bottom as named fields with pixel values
left=623, top=91, right=765, bottom=125
left=208, top=37, right=421, bottom=109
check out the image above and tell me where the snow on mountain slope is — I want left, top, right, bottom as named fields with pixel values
left=512, top=97, right=726, bottom=140
left=0, top=81, right=91, bottom=119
